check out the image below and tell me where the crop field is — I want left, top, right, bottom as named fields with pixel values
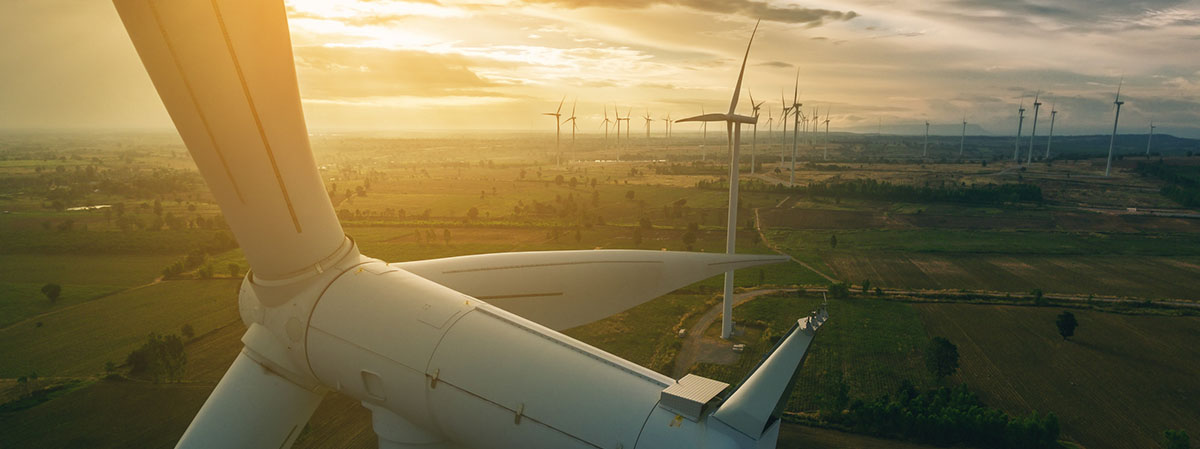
left=689, top=294, right=935, bottom=412
left=917, top=303, right=1200, bottom=449
left=822, top=252, right=1200, bottom=299
left=0, top=279, right=240, bottom=378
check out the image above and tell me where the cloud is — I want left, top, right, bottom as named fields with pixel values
left=514, top=0, right=858, bottom=25
left=756, top=61, right=794, bottom=68
left=294, top=46, right=501, bottom=99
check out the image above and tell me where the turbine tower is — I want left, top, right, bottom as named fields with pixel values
left=677, top=21, right=760, bottom=341
left=600, top=107, right=613, bottom=147
left=643, top=110, right=653, bottom=140
left=1045, top=103, right=1057, bottom=160
left=544, top=96, right=565, bottom=166
left=1146, top=121, right=1156, bottom=156
left=563, top=99, right=578, bottom=163
left=959, top=116, right=967, bottom=159
left=113, top=3, right=825, bottom=449
left=613, top=105, right=622, bottom=149
left=822, top=107, right=831, bottom=158
left=780, top=91, right=791, bottom=164
left=699, top=106, right=709, bottom=161
left=749, top=91, right=764, bottom=174
left=1013, top=99, right=1026, bottom=162
left=1027, top=93, right=1042, bottom=164
left=1106, top=81, right=1125, bottom=177
left=923, top=121, right=930, bottom=158
left=789, top=70, right=802, bottom=186
left=663, top=112, right=672, bottom=151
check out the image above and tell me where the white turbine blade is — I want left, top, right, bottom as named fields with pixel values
left=114, top=0, right=346, bottom=280
left=393, top=250, right=788, bottom=330
left=176, top=351, right=323, bottom=449
left=712, top=310, right=827, bottom=438
left=556, top=96, right=565, bottom=114
left=728, top=20, right=760, bottom=115
left=677, top=113, right=730, bottom=123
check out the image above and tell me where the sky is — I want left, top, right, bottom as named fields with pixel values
left=2, top=0, right=1200, bottom=137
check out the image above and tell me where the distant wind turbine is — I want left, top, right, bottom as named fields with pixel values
left=1106, top=80, right=1124, bottom=177
left=676, top=20, right=759, bottom=340
left=543, top=96, right=565, bottom=165
left=1027, top=92, right=1042, bottom=163
left=822, top=107, right=831, bottom=159
left=780, top=90, right=791, bottom=164
left=960, top=116, right=967, bottom=159
left=562, top=99, right=578, bottom=163
left=663, top=112, right=673, bottom=151
left=1045, top=102, right=1057, bottom=159
left=643, top=110, right=653, bottom=140
left=763, top=107, right=774, bottom=167
left=699, top=106, right=709, bottom=161
left=923, top=121, right=930, bottom=158
left=1146, top=121, right=1156, bottom=156
left=789, top=70, right=802, bottom=186
left=1013, top=98, right=1026, bottom=162
left=749, top=91, right=764, bottom=173
left=600, top=106, right=613, bottom=147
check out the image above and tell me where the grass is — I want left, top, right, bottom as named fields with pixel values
left=767, top=228, right=1200, bottom=257
left=563, top=292, right=711, bottom=374
left=917, top=303, right=1200, bottom=449
left=691, top=294, right=934, bottom=412
left=0, top=280, right=240, bottom=378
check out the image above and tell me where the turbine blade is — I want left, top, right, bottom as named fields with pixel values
left=712, top=310, right=827, bottom=439
left=728, top=20, right=760, bottom=115
left=677, top=113, right=730, bottom=123
left=557, top=95, right=565, bottom=114
left=114, top=0, right=348, bottom=279
left=394, top=250, right=788, bottom=330
left=175, top=351, right=323, bottom=449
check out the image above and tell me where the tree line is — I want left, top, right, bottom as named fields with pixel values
left=698, top=178, right=1043, bottom=205
left=1137, top=161, right=1200, bottom=208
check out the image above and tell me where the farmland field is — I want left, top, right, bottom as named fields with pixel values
left=917, top=303, right=1200, bottom=449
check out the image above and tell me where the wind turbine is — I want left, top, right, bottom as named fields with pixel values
left=600, top=106, right=613, bottom=147
left=562, top=99, right=578, bottom=163
left=780, top=91, right=791, bottom=164
left=789, top=70, right=802, bottom=185
left=1027, top=92, right=1042, bottom=163
left=1146, top=121, right=1156, bottom=156
left=1014, top=98, right=1026, bottom=162
left=622, top=107, right=632, bottom=142
left=699, top=106, right=709, bottom=161
left=114, top=2, right=824, bottom=449
left=544, top=96, right=565, bottom=166
left=663, top=112, right=673, bottom=151
left=613, top=105, right=622, bottom=149
left=677, top=20, right=760, bottom=341
left=1106, top=80, right=1125, bottom=177
left=749, top=91, right=764, bottom=174
left=1045, top=102, right=1057, bottom=159
left=959, top=116, right=967, bottom=159
left=763, top=107, right=774, bottom=168
left=822, top=107, right=831, bottom=158
left=923, top=121, right=930, bottom=158
left=643, top=110, right=653, bottom=140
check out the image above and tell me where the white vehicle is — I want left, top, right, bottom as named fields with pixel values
left=112, top=1, right=827, bottom=448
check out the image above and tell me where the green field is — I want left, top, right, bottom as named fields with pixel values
left=0, top=280, right=240, bottom=378
left=917, top=303, right=1200, bottom=449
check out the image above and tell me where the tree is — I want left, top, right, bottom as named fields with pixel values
left=828, top=282, right=851, bottom=299
left=925, top=336, right=960, bottom=380
left=228, top=263, right=240, bottom=278
left=830, top=234, right=838, bottom=249
left=1056, top=311, right=1078, bottom=340
left=861, top=279, right=871, bottom=294
left=639, top=217, right=652, bottom=230
left=467, top=207, right=479, bottom=220
left=126, top=333, right=187, bottom=382
left=1164, top=429, right=1191, bottom=449
left=443, top=229, right=451, bottom=245
left=41, top=283, right=62, bottom=303
left=632, top=227, right=643, bottom=246
left=181, top=323, right=195, bottom=340
left=1032, top=288, right=1048, bottom=306
left=625, top=190, right=636, bottom=201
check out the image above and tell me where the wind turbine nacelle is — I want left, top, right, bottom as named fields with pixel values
left=302, top=259, right=762, bottom=449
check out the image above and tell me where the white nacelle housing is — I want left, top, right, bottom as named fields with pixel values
left=306, top=261, right=674, bottom=449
